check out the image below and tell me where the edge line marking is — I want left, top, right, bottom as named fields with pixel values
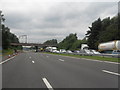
left=59, top=59, right=64, bottom=62
left=102, top=70, right=120, bottom=76
left=0, top=56, right=15, bottom=64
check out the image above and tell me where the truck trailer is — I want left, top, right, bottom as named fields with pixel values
left=98, top=40, right=120, bottom=51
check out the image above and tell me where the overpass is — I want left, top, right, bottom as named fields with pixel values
left=10, top=43, right=57, bottom=47
left=10, top=43, right=57, bottom=52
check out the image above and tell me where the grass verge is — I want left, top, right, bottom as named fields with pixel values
left=2, top=49, right=14, bottom=56
left=44, top=52, right=120, bottom=63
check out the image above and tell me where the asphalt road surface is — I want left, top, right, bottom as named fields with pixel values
left=1, top=52, right=119, bottom=89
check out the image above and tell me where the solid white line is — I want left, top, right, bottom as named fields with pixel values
left=32, top=61, right=35, bottom=63
left=57, top=55, right=120, bottom=64
left=42, top=78, right=54, bottom=90
left=81, top=58, right=103, bottom=62
left=82, top=58, right=120, bottom=64
left=44, top=53, right=120, bottom=64
left=59, top=59, right=64, bottom=62
left=0, top=56, right=15, bottom=64
left=102, top=70, right=120, bottom=76
left=103, top=61, right=119, bottom=65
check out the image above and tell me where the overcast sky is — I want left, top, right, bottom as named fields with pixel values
left=0, top=0, right=119, bottom=43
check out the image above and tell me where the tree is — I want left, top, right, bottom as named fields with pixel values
left=86, top=14, right=120, bottom=50
left=43, top=39, right=57, bottom=45
left=57, top=33, right=87, bottom=50
left=98, top=15, right=119, bottom=42
left=1, top=11, right=20, bottom=49
left=71, top=40, right=82, bottom=50
left=58, top=33, right=78, bottom=50
left=86, top=18, right=102, bottom=50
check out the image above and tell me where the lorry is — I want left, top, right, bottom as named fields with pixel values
left=98, top=40, right=120, bottom=51
left=81, top=44, right=89, bottom=50
left=80, top=44, right=100, bottom=54
left=45, top=47, right=57, bottom=52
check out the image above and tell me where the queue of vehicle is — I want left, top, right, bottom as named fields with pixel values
left=45, top=40, right=120, bottom=58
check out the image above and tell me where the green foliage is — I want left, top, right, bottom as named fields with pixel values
left=86, top=14, right=120, bottom=50
left=2, top=25, right=19, bottom=49
left=2, top=49, right=14, bottom=56
left=86, top=18, right=102, bottom=50
left=58, top=33, right=77, bottom=50
left=43, top=39, right=58, bottom=45
left=58, top=33, right=87, bottom=50
left=1, top=13, right=20, bottom=50
left=45, top=52, right=119, bottom=62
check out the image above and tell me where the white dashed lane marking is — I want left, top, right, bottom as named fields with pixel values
left=42, top=78, right=54, bottom=90
left=59, top=59, right=64, bottom=62
left=32, top=61, right=35, bottom=63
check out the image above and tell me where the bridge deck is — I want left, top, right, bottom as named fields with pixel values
left=10, top=43, right=57, bottom=47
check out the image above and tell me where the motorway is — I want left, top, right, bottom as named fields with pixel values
left=1, top=52, right=119, bottom=89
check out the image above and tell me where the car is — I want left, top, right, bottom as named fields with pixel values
left=60, top=49, right=66, bottom=53
left=56, top=50, right=60, bottom=53
left=66, top=50, right=72, bottom=53
left=52, top=50, right=60, bottom=53
left=91, top=50, right=101, bottom=54
left=74, top=50, right=80, bottom=53
left=112, top=50, right=120, bottom=54
left=84, top=49, right=94, bottom=54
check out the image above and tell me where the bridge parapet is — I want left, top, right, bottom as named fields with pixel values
left=10, top=43, right=57, bottom=47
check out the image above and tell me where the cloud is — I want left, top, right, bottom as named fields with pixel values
left=0, top=1, right=118, bottom=43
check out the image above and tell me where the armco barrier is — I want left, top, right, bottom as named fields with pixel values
left=52, top=52, right=120, bottom=58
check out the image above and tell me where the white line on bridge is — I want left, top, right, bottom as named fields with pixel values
left=42, top=78, right=54, bottom=90
left=59, top=59, right=64, bottom=62
left=102, top=70, right=120, bottom=76
left=0, top=56, right=16, bottom=64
